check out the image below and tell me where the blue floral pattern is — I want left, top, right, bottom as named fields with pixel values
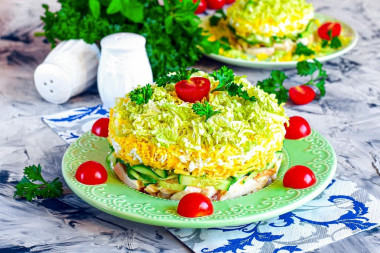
left=202, top=222, right=283, bottom=253
left=169, top=178, right=380, bottom=253
left=42, top=105, right=109, bottom=144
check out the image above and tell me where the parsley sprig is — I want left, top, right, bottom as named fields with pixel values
left=322, top=30, right=342, bottom=49
left=257, top=70, right=289, bottom=104
left=192, top=101, right=221, bottom=121
left=156, top=68, right=198, bottom=87
left=297, top=60, right=327, bottom=96
left=227, top=83, right=256, bottom=101
left=210, top=66, right=256, bottom=101
left=257, top=60, right=328, bottom=104
left=294, top=43, right=315, bottom=56
left=14, top=164, right=63, bottom=201
left=210, top=66, right=235, bottom=92
left=129, top=84, right=153, bottom=105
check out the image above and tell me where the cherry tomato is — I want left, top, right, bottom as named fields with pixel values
left=283, top=165, right=316, bottom=189
left=91, top=118, right=109, bottom=138
left=225, top=0, right=235, bottom=4
left=175, top=77, right=211, bottom=103
left=75, top=161, right=108, bottom=185
left=207, top=0, right=225, bottom=10
left=285, top=116, right=311, bottom=139
left=318, top=22, right=342, bottom=41
left=193, top=0, right=207, bottom=14
left=289, top=85, right=316, bottom=105
left=177, top=192, right=213, bottom=218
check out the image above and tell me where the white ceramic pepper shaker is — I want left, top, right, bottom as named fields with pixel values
left=97, top=33, right=153, bottom=108
left=34, top=40, right=100, bottom=104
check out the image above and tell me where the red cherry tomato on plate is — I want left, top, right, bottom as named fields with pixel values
left=177, top=192, right=213, bottom=218
left=283, top=165, right=316, bottom=189
left=225, top=0, right=235, bottom=4
left=207, top=0, right=225, bottom=10
left=289, top=85, right=316, bottom=105
left=91, top=118, right=109, bottom=137
left=285, top=116, right=311, bottom=139
left=175, top=77, right=211, bottom=103
left=318, top=22, right=342, bottom=40
left=75, top=161, right=108, bottom=185
left=193, top=0, right=207, bottom=14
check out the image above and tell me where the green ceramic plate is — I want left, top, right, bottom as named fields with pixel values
left=204, top=13, right=358, bottom=69
left=62, top=129, right=336, bottom=228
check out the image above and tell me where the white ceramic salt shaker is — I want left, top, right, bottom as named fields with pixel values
left=97, top=33, right=153, bottom=108
left=34, top=40, right=100, bottom=104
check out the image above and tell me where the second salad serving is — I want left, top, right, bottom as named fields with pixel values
left=202, top=0, right=354, bottom=62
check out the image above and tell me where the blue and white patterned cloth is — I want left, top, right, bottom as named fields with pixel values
left=43, top=105, right=380, bottom=253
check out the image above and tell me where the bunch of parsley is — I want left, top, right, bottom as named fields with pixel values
left=41, top=0, right=219, bottom=79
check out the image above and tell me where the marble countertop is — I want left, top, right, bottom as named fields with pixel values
left=1, top=0, right=379, bottom=252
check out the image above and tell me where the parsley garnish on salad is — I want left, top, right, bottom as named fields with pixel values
left=294, top=43, right=315, bottom=56
left=156, top=68, right=198, bottom=88
left=14, top=164, right=63, bottom=201
left=192, top=101, right=221, bottom=121
left=322, top=30, right=342, bottom=49
left=129, top=84, right=153, bottom=105
left=210, top=66, right=235, bottom=92
left=210, top=66, right=256, bottom=101
left=227, top=83, right=256, bottom=102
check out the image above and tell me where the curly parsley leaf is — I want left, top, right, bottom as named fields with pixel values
left=156, top=68, right=198, bottom=87
left=192, top=101, right=221, bottom=121
left=257, top=70, right=288, bottom=104
left=14, top=164, right=63, bottom=201
left=296, top=59, right=327, bottom=96
left=210, top=66, right=256, bottom=101
left=322, top=30, right=342, bottom=49
left=227, top=83, right=256, bottom=102
left=294, top=43, right=315, bottom=56
left=129, top=84, right=153, bottom=105
left=330, top=36, right=342, bottom=49
left=210, top=66, right=235, bottom=92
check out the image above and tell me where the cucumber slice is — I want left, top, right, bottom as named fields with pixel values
left=158, top=180, right=185, bottom=191
left=131, top=164, right=160, bottom=180
left=126, top=166, right=138, bottom=180
left=128, top=168, right=156, bottom=184
left=178, top=175, right=232, bottom=191
left=106, top=151, right=117, bottom=169
left=138, top=172, right=158, bottom=184
left=153, top=169, right=168, bottom=179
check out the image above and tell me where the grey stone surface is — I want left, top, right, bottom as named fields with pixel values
left=0, top=0, right=379, bottom=252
